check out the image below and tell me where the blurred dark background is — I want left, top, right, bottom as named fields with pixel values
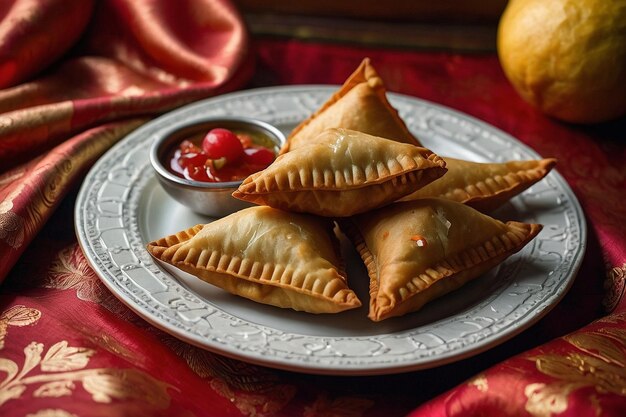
left=234, top=0, right=509, bottom=52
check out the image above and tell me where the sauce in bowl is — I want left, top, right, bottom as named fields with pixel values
left=150, top=116, right=285, bottom=217
left=168, top=127, right=277, bottom=182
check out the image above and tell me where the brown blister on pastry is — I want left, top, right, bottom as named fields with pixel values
left=233, top=128, right=447, bottom=217
left=281, top=57, right=422, bottom=154
left=399, top=157, right=557, bottom=212
left=146, top=206, right=361, bottom=314
left=341, top=198, right=542, bottom=321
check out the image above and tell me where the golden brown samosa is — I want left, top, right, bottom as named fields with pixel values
left=234, top=128, right=446, bottom=217
left=400, top=157, right=557, bottom=211
left=147, top=206, right=361, bottom=314
left=281, top=57, right=422, bottom=153
left=341, top=198, right=542, bottom=321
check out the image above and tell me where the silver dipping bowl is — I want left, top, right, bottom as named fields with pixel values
left=150, top=116, right=286, bottom=217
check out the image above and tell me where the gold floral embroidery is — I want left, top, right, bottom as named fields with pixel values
left=0, top=340, right=173, bottom=409
left=164, top=337, right=296, bottom=416
left=210, top=378, right=297, bottom=417
left=525, top=319, right=626, bottom=415
left=0, top=305, right=41, bottom=349
left=46, top=245, right=109, bottom=303
left=81, top=368, right=172, bottom=407
left=303, top=393, right=374, bottom=417
left=34, top=380, right=76, bottom=398
left=565, top=329, right=626, bottom=370
left=0, top=183, right=26, bottom=249
left=44, top=244, right=136, bottom=321
left=82, top=333, right=140, bottom=365
left=40, top=341, right=93, bottom=372
left=0, top=210, right=24, bottom=249
left=603, top=264, right=626, bottom=313
left=524, top=382, right=571, bottom=417
left=468, top=373, right=488, bottom=392
left=26, top=409, right=78, bottom=417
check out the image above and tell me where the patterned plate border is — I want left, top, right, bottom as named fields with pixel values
left=75, top=86, right=586, bottom=375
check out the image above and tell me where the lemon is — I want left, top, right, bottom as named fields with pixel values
left=497, top=0, right=626, bottom=123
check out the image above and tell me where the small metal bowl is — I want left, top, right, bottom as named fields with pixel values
left=150, top=116, right=286, bottom=217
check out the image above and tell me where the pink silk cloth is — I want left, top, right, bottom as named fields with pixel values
left=0, top=0, right=252, bottom=280
left=1, top=2, right=625, bottom=416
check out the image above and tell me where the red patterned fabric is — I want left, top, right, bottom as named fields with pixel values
left=255, top=40, right=625, bottom=313
left=254, top=41, right=626, bottom=416
left=1, top=3, right=625, bottom=416
left=0, top=0, right=251, bottom=282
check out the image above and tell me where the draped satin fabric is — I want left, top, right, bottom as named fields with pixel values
left=0, top=0, right=251, bottom=282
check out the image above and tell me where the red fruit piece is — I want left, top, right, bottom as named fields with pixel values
left=185, top=165, right=210, bottom=182
left=178, top=151, right=207, bottom=170
left=243, top=147, right=275, bottom=167
left=202, top=128, right=244, bottom=163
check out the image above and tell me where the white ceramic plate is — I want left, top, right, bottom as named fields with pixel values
left=75, top=86, right=586, bottom=375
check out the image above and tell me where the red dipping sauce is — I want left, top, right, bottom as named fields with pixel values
left=168, top=127, right=277, bottom=182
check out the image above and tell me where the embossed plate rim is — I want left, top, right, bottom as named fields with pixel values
left=75, top=85, right=586, bottom=375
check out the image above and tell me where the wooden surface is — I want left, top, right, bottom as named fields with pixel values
left=233, top=0, right=508, bottom=23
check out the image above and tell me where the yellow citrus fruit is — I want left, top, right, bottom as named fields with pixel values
left=497, top=0, right=626, bottom=123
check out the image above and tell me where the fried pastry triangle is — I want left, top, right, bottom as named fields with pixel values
left=341, top=198, right=542, bottom=321
left=400, top=157, right=557, bottom=211
left=233, top=128, right=447, bottom=217
left=281, top=58, right=422, bottom=154
left=147, top=206, right=361, bottom=314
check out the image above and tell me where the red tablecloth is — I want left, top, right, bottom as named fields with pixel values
left=0, top=1, right=624, bottom=416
